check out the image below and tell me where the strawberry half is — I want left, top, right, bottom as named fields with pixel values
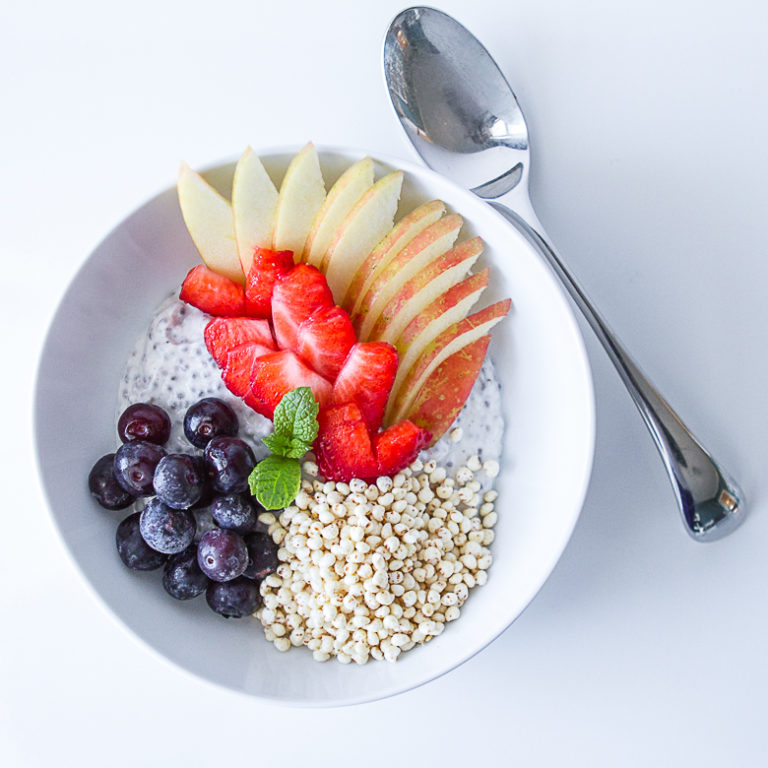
left=249, top=349, right=333, bottom=419
left=245, top=247, right=295, bottom=318
left=315, top=403, right=378, bottom=482
left=271, top=264, right=334, bottom=350
left=373, top=420, right=432, bottom=477
left=221, top=342, right=274, bottom=398
left=204, top=317, right=275, bottom=367
left=331, top=342, right=398, bottom=433
left=180, top=265, right=245, bottom=317
left=296, top=305, right=357, bottom=381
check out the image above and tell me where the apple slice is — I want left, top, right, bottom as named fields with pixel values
left=388, top=269, right=490, bottom=408
left=303, top=157, right=374, bottom=267
left=407, top=335, right=492, bottom=443
left=177, top=163, right=243, bottom=284
left=386, top=299, right=511, bottom=425
left=352, top=214, right=463, bottom=340
left=232, top=147, right=279, bottom=277
left=345, top=200, right=446, bottom=318
left=272, top=142, right=326, bottom=257
left=320, top=171, right=403, bottom=302
left=369, top=236, right=484, bottom=344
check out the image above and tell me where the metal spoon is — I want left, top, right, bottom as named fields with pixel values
left=383, top=6, right=744, bottom=541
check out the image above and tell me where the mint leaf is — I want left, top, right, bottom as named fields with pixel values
left=262, top=433, right=293, bottom=456
left=273, top=387, right=319, bottom=446
left=249, top=455, right=301, bottom=510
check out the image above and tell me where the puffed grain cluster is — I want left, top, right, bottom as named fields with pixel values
left=255, top=456, right=498, bottom=664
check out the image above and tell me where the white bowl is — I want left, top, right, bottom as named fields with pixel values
left=35, top=146, right=594, bottom=706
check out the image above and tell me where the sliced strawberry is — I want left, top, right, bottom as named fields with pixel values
left=315, top=403, right=378, bottom=482
left=331, top=342, right=398, bottom=432
left=373, top=420, right=432, bottom=477
left=204, top=317, right=275, bottom=366
left=271, top=264, right=334, bottom=350
left=221, top=342, right=274, bottom=398
left=296, top=305, right=357, bottom=380
left=180, top=264, right=245, bottom=317
left=245, top=248, right=295, bottom=318
left=249, top=349, right=332, bottom=419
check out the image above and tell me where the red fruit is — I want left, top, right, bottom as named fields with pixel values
left=245, top=248, right=295, bottom=318
left=221, top=343, right=274, bottom=398
left=204, top=317, right=276, bottom=366
left=249, top=349, right=333, bottom=419
left=331, top=342, right=398, bottom=432
left=296, top=305, right=357, bottom=380
left=271, top=264, right=334, bottom=350
left=315, top=404, right=378, bottom=482
left=373, top=420, right=432, bottom=477
left=179, top=265, right=245, bottom=317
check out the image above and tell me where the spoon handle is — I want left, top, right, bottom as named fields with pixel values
left=491, top=200, right=744, bottom=541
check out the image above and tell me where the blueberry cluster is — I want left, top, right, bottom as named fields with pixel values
left=88, top=398, right=278, bottom=619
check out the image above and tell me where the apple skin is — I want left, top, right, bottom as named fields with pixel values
left=344, top=200, right=446, bottom=318
left=406, top=335, right=492, bottom=443
left=303, top=157, right=374, bottom=268
left=177, top=163, right=244, bottom=284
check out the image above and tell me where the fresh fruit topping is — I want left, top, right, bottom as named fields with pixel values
left=210, top=494, right=258, bottom=534
left=113, top=440, right=167, bottom=496
left=183, top=397, right=239, bottom=448
left=152, top=454, right=206, bottom=509
left=116, top=512, right=167, bottom=571
left=197, top=529, right=248, bottom=582
left=243, top=532, right=279, bottom=580
left=204, top=317, right=275, bottom=366
left=331, top=342, right=398, bottom=433
left=180, top=264, right=246, bottom=317
left=117, top=403, right=171, bottom=445
left=314, top=403, right=378, bottom=482
left=244, top=247, right=295, bottom=318
left=162, top=544, right=210, bottom=600
left=88, top=454, right=136, bottom=510
left=139, top=498, right=196, bottom=554
left=204, top=436, right=256, bottom=494
left=249, top=350, right=332, bottom=420
left=296, top=305, right=356, bottom=380
left=372, top=420, right=432, bottom=477
left=221, top=343, right=273, bottom=398
left=270, top=264, right=334, bottom=350
left=206, top=576, right=261, bottom=618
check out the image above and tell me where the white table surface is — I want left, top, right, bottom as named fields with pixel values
left=3, top=0, right=767, bottom=765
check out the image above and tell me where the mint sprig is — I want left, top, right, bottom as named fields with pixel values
left=248, top=387, right=320, bottom=510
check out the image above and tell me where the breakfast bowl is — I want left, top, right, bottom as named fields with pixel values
left=34, top=145, right=594, bottom=706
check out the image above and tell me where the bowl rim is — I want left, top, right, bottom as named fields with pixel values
left=34, top=142, right=595, bottom=706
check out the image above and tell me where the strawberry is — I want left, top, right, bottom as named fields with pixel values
left=221, top=342, right=274, bottom=398
left=296, top=305, right=357, bottom=381
left=271, top=264, right=334, bottom=350
left=331, top=342, right=398, bottom=433
left=204, top=317, right=275, bottom=366
left=315, top=403, right=378, bottom=482
left=373, top=420, right=432, bottom=477
left=249, top=349, right=333, bottom=419
left=179, top=264, right=245, bottom=317
left=245, top=247, right=294, bottom=318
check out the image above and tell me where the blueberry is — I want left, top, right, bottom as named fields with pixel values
left=113, top=441, right=166, bottom=496
left=118, top=402, right=171, bottom=445
left=210, top=494, right=258, bottom=533
left=153, top=453, right=205, bottom=509
left=162, top=544, right=209, bottom=600
left=206, top=577, right=261, bottom=618
left=139, top=497, right=196, bottom=554
left=204, top=436, right=255, bottom=494
left=197, top=529, right=248, bottom=582
left=88, top=454, right=135, bottom=510
left=243, top=531, right=279, bottom=580
left=116, top=512, right=167, bottom=570
left=188, top=455, right=215, bottom=510
left=184, top=398, right=238, bottom=448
